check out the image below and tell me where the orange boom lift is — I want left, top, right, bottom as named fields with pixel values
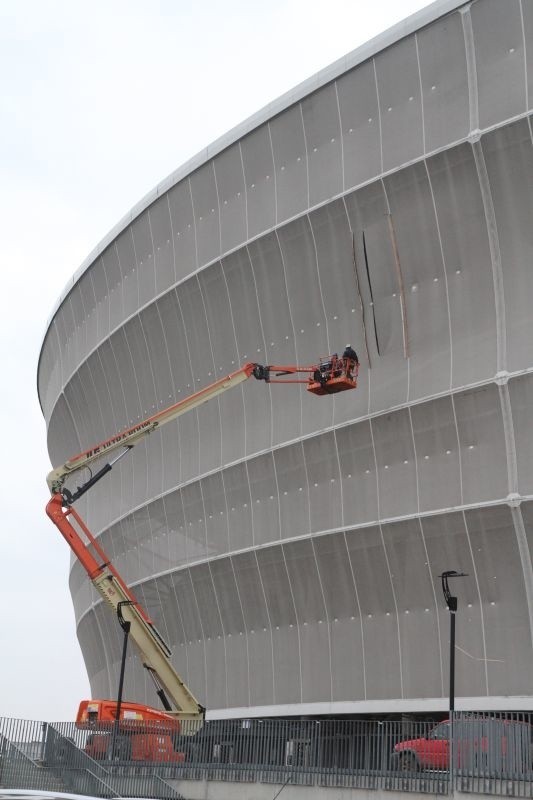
left=45, top=355, right=357, bottom=754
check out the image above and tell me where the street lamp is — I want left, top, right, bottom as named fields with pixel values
left=439, top=571, right=468, bottom=714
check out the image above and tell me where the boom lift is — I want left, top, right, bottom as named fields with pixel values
left=46, top=355, right=358, bottom=741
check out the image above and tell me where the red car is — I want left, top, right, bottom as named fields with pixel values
left=392, top=718, right=533, bottom=774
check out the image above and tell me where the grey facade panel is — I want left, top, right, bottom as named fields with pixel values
left=240, top=126, right=276, bottom=239
left=410, top=395, right=462, bottom=512
left=270, top=105, right=309, bottom=223
left=148, top=195, right=175, bottom=296
left=41, top=0, right=533, bottom=717
left=167, top=180, right=197, bottom=282
left=483, top=120, right=533, bottom=373
left=425, top=142, right=497, bottom=389
left=190, top=162, right=221, bottom=269
left=301, top=82, right=343, bottom=207
left=417, top=11, right=470, bottom=152
left=471, top=0, right=527, bottom=130
left=375, top=36, right=424, bottom=172
left=131, top=212, right=156, bottom=310
left=336, top=60, right=382, bottom=190
left=214, top=143, right=247, bottom=255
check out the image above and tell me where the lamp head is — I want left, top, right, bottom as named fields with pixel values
left=438, top=571, right=468, bottom=609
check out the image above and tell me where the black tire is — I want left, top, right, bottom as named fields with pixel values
left=108, top=735, right=132, bottom=761
left=399, top=752, right=419, bottom=773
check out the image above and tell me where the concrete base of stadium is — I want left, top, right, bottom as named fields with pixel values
left=168, top=779, right=505, bottom=800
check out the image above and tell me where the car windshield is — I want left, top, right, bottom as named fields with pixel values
left=430, top=722, right=449, bottom=740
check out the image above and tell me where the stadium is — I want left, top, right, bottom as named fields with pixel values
left=38, top=0, right=533, bottom=719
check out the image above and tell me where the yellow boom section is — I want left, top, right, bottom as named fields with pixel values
left=47, top=363, right=255, bottom=495
left=92, top=566, right=203, bottom=718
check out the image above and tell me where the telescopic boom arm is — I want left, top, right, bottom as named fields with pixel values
left=47, top=362, right=255, bottom=497
left=46, top=360, right=324, bottom=500
left=46, top=492, right=204, bottom=718
left=46, top=356, right=354, bottom=720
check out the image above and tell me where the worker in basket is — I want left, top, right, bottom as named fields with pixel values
left=312, top=346, right=359, bottom=386
left=342, top=344, right=359, bottom=379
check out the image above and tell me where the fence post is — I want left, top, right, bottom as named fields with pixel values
left=449, top=711, right=455, bottom=795
left=40, top=723, right=48, bottom=762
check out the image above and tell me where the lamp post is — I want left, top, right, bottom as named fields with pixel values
left=439, top=570, right=467, bottom=787
left=439, top=570, right=468, bottom=714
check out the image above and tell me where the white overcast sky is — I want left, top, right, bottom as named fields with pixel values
left=1, top=0, right=433, bottom=722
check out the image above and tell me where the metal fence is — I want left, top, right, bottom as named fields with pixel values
left=1, top=712, right=533, bottom=798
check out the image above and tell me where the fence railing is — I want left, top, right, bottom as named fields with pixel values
left=1, top=712, right=533, bottom=798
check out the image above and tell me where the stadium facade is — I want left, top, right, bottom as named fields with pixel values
left=38, top=0, right=533, bottom=718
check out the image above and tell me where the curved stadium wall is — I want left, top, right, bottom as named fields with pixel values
left=38, top=0, right=533, bottom=718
